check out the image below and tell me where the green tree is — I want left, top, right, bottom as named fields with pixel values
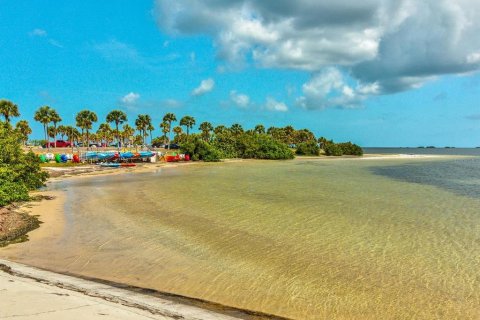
left=254, top=124, right=265, bottom=134
left=160, top=121, right=170, bottom=145
left=179, top=115, right=195, bottom=136
left=15, top=120, right=32, bottom=146
left=49, top=109, right=62, bottom=148
left=135, top=114, right=149, bottom=146
left=0, top=99, right=20, bottom=123
left=122, top=124, right=134, bottom=147
left=75, top=110, right=98, bottom=150
left=97, top=123, right=112, bottom=150
left=230, top=123, right=244, bottom=135
left=214, top=125, right=227, bottom=135
left=34, top=106, right=52, bottom=151
left=64, top=125, right=80, bottom=153
left=199, top=121, right=213, bottom=141
left=106, top=110, right=127, bottom=149
left=147, top=123, right=155, bottom=145
left=163, top=113, right=177, bottom=149
left=0, top=124, right=48, bottom=206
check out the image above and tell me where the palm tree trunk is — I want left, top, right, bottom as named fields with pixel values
left=54, top=124, right=57, bottom=148
left=116, top=122, right=120, bottom=151
left=44, top=124, right=49, bottom=152
left=86, top=130, right=89, bottom=151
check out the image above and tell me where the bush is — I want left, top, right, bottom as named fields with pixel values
left=338, top=142, right=363, bottom=156
left=295, top=140, right=320, bottom=156
left=0, top=124, right=48, bottom=206
left=238, top=134, right=294, bottom=160
left=180, top=134, right=221, bottom=162
left=323, top=142, right=344, bottom=156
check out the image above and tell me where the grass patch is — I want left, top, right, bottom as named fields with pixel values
left=40, top=162, right=87, bottom=168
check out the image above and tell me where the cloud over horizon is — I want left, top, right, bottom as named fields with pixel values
left=155, top=0, right=480, bottom=108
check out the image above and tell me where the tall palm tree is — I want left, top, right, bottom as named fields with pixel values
left=75, top=110, right=98, bottom=150
left=64, top=125, right=80, bottom=153
left=254, top=124, right=265, bottom=134
left=135, top=114, right=149, bottom=146
left=122, top=124, right=134, bottom=147
left=199, top=121, right=213, bottom=141
left=179, top=115, right=195, bottom=136
left=163, top=113, right=176, bottom=149
left=97, top=123, right=112, bottom=150
left=106, top=110, right=127, bottom=150
left=160, top=121, right=170, bottom=144
left=34, top=106, right=52, bottom=151
left=57, top=125, right=67, bottom=141
left=173, top=126, right=183, bottom=142
left=49, top=109, right=62, bottom=148
left=15, top=120, right=32, bottom=146
left=214, top=125, right=227, bottom=135
left=0, top=99, right=20, bottom=123
left=147, top=123, right=155, bottom=145
left=230, top=123, right=244, bottom=135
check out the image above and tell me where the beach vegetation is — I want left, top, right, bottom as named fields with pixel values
left=296, top=140, right=320, bottom=156
left=0, top=123, right=48, bottom=206
left=0, top=99, right=20, bottom=123
left=106, top=110, right=127, bottom=148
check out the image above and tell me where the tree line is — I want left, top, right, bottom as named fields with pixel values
left=0, top=98, right=362, bottom=158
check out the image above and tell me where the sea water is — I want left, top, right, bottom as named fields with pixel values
left=2, top=155, right=480, bottom=319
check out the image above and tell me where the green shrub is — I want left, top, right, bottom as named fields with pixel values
left=0, top=124, right=48, bottom=206
left=295, top=140, right=320, bottom=156
left=323, top=142, right=344, bottom=156
left=338, top=142, right=363, bottom=156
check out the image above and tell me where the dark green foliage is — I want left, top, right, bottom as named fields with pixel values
left=323, top=140, right=363, bottom=156
left=180, top=134, right=221, bottom=162
left=296, top=140, right=320, bottom=156
left=238, top=134, right=294, bottom=160
left=337, top=142, right=363, bottom=156
left=323, top=142, right=343, bottom=156
left=0, top=124, right=48, bottom=206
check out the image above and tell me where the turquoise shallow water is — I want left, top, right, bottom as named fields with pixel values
left=2, top=156, right=480, bottom=319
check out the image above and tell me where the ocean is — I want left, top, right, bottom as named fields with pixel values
left=1, top=152, right=480, bottom=319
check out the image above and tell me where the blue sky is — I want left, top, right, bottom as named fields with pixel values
left=1, top=0, right=479, bottom=147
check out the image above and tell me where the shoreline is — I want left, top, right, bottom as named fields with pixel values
left=0, top=153, right=470, bottom=319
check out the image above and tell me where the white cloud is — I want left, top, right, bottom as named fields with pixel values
left=155, top=0, right=480, bottom=96
left=29, top=29, right=47, bottom=37
left=192, top=78, right=215, bottom=96
left=297, top=67, right=379, bottom=109
left=94, top=39, right=139, bottom=62
left=265, top=97, right=288, bottom=112
left=121, top=92, right=140, bottom=105
left=229, top=90, right=250, bottom=108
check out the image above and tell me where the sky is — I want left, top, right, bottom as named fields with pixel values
left=0, top=0, right=479, bottom=147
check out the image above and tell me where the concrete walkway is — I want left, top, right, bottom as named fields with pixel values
left=0, top=259, right=241, bottom=320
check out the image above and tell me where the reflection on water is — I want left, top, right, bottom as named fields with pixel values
left=2, top=158, right=480, bottom=319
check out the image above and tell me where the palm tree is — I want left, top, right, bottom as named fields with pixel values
left=47, top=126, right=55, bottom=142
left=122, top=124, right=134, bottom=147
left=34, top=106, right=52, bottom=151
left=147, top=123, right=155, bottom=145
left=75, top=110, right=98, bottom=150
left=97, top=123, right=112, bottom=150
left=106, top=110, right=127, bottom=150
left=199, top=121, right=213, bottom=141
left=179, top=115, right=195, bottom=136
left=57, top=125, right=67, bottom=141
left=15, top=120, right=32, bottom=145
left=49, top=109, right=62, bottom=148
left=254, top=124, right=265, bottom=134
left=160, top=121, right=170, bottom=145
left=230, top=123, right=244, bottom=135
left=135, top=114, right=149, bottom=146
left=162, top=113, right=176, bottom=149
left=0, top=99, right=20, bottom=123
left=173, top=126, right=183, bottom=141
left=214, top=125, right=227, bottom=135
left=64, top=125, right=80, bottom=153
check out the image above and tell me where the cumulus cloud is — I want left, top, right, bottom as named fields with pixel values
left=192, top=78, right=215, bottom=96
left=265, top=97, right=288, bottom=112
left=121, top=92, right=140, bottom=106
left=230, top=90, right=250, bottom=108
left=297, top=67, right=379, bottom=109
left=155, top=0, right=480, bottom=106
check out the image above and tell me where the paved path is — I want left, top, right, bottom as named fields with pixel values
left=0, top=259, right=240, bottom=320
